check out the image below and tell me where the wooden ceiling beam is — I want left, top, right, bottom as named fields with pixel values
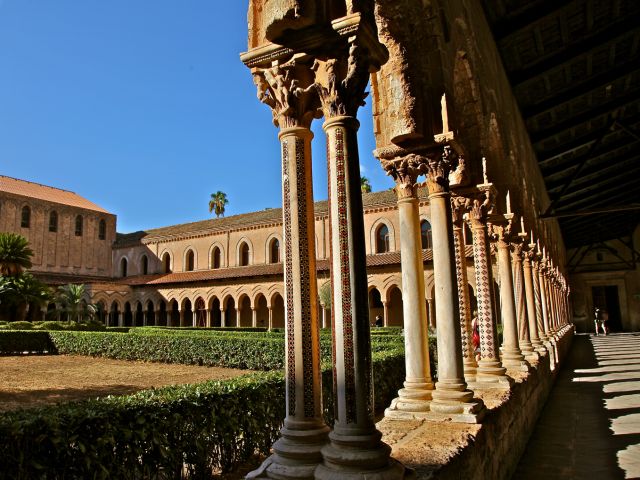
left=491, top=0, right=575, bottom=41
left=546, top=153, right=640, bottom=191
left=509, top=16, right=640, bottom=86
left=553, top=175, right=640, bottom=210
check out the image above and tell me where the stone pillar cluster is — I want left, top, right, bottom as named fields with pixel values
left=241, top=3, right=574, bottom=479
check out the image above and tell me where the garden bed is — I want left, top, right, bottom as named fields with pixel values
left=0, top=354, right=249, bottom=412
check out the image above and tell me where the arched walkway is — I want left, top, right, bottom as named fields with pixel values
left=225, top=297, right=237, bottom=327
left=255, top=294, right=269, bottom=328
left=238, top=295, right=252, bottom=327
left=386, top=286, right=404, bottom=327
left=369, top=288, right=384, bottom=327
left=209, top=297, right=221, bottom=327
left=146, top=301, right=155, bottom=326
left=182, top=299, right=193, bottom=327
left=109, top=302, right=120, bottom=327
left=271, top=293, right=285, bottom=329
left=169, top=300, right=180, bottom=327
left=123, top=302, right=133, bottom=327
left=194, top=297, right=206, bottom=328
left=135, top=302, right=144, bottom=327
left=158, top=300, right=167, bottom=326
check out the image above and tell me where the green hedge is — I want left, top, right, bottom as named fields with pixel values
left=0, top=350, right=405, bottom=478
left=49, top=331, right=286, bottom=370
left=0, top=331, right=55, bottom=354
left=145, top=326, right=269, bottom=332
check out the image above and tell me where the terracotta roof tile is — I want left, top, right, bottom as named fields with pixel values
left=0, top=176, right=111, bottom=214
left=119, top=246, right=473, bottom=287
left=115, top=188, right=427, bottom=246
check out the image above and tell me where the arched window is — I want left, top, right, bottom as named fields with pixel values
left=49, top=211, right=58, bottom=233
left=21, top=206, right=31, bottom=228
left=98, top=219, right=106, bottom=240
left=270, top=238, right=280, bottom=263
left=120, top=257, right=128, bottom=277
left=421, top=220, right=433, bottom=249
left=75, top=215, right=83, bottom=236
left=141, top=255, right=148, bottom=275
left=375, top=224, right=390, bottom=253
left=211, top=246, right=221, bottom=269
left=185, top=250, right=195, bottom=271
left=162, top=253, right=171, bottom=273
left=239, top=242, right=250, bottom=266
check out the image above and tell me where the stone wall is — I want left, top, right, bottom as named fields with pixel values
left=0, top=191, right=116, bottom=277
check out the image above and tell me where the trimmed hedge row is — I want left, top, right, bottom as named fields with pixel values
left=49, top=331, right=286, bottom=370
left=0, top=350, right=405, bottom=479
left=0, top=331, right=54, bottom=354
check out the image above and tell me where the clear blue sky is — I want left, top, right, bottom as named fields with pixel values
left=0, top=1, right=393, bottom=233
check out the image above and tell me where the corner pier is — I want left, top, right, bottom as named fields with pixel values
left=377, top=326, right=574, bottom=479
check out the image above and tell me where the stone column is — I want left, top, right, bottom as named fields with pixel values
left=511, top=241, right=537, bottom=362
left=531, top=256, right=547, bottom=343
left=313, top=45, right=406, bottom=478
left=220, top=308, right=226, bottom=328
left=451, top=195, right=477, bottom=380
left=154, top=311, right=160, bottom=327
left=320, top=303, right=327, bottom=329
left=539, top=261, right=552, bottom=341
left=206, top=310, right=211, bottom=328
left=490, top=218, right=528, bottom=372
left=252, top=307, right=257, bottom=328
left=382, top=156, right=434, bottom=418
left=427, top=299, right=436, bottom=328
left=382, top=301, right=389, bottom=327
left=467, top=188, right=510, bottom=388
left=235, top=308, right=241, bottom=327
left=523, top=246, right=545, bottom=355
left=420, top=148, right=484, bottom=421
left=268, top=307, right=273, bottom=331
left=247, top=62, right=329, bottom=480
left=117, top=312, right=123, bottom=327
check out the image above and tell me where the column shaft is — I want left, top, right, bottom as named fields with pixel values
left=512, top=244, right=536, bottom=360
left=523, top=253, right=545, bottom=354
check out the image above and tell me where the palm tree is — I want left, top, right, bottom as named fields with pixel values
left=0, top=273, right=51, bottom=321
left=361, top=176, right=372, bottom=194
left=57, top=284, right=96, bottom=323
left=0, top=233, right=34, bottom=277
left=208, top=191, right=229, bottom=218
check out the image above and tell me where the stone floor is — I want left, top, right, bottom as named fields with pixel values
left=513, top=333, right=640, bottom=480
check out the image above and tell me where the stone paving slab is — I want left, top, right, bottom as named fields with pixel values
left=512, top=333, right=640, bottom=480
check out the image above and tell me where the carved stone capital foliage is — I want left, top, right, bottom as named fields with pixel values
left=467, top=189, right=493, bottom=228
left=488, top=220, right=513, bottom=249
left=252, top=60, right=321, bottom=129
left=313, top=38, right=371, bottom=119
left=511, top=242, right=524, bottom=263
left=382, top=154, right=425, bottom=200
left=424, top=146, right=457, bottom=195
left=450, top=194, right=471, bottom=226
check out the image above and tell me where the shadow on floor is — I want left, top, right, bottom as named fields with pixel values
left=512, top=333, right=640, bottom=480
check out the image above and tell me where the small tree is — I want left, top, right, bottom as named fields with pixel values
left=0, top=274, right=51, bottom=321
left=0, top=233, right=34, bottom=277
left=360, top=176, right=372, bottom=194
left=208, top=191, right=229, bottom=218
left=57, top=284, right=96, bottom=323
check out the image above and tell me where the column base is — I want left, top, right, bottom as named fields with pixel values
left=470, top=359, right=512, bottom=389
left=384, top=383, right=433, bottom=420
left=245, top=423, right=329, bottom=480
left=428, top=380, right=486, bottom=423
left=501, top=351, right=530, bottom=372
left=315, top=430, right=410, bottom=480
left=463, top=357, right=478, bottom=382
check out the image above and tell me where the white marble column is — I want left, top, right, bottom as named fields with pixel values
left=451, top=195, right=478, bottom=380
left=251, top=307, right=257, bottom=328
left=467, top=188, right=511, bottom=389
left=490, top=219, right=528, bottom=372
left=523, top=246, right=546, bottom=355
left=382, top=156, right=434, bottom=419
left=268, top=307, right=273, bottom=331
left=246, top=63, right=329, bottom=479
left=423, top=149, right=484, bottom=421
left=511, top=241, right=537, bottom=362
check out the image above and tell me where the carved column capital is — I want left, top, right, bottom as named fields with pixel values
left=382, top=154, right=425, bottom=200
left=451, top=194, right=471, bottom=226
left=424, top=146, right=457, bottom=196
left=252, top=60, right=321, bottom=129
left=313, top=39, right=371, bottom=119
left=488, top=219, right=513, bottom=249
left=467, top=188, right=494, bottom=228
left=511, top=242, right=524, bottom=264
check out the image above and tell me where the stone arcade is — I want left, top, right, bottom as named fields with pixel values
left=240, top=0, right=576, bottom=479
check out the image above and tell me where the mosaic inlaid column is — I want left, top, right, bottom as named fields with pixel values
left=523, top=246, right=546, bottom=355
left=382, top=156, right=434, bottom=418
left=451, top=194, right=478, bottom=380
left=314, top=46, right=406, bottom=478
left=490, top=219, right=528, bottom=371
left=511, top=241, right=537, bottom=362
left=423, top=149, right=484, bottom=420
left=246, top=63, right=329, bottom=480
left=539, top=261, right=552, bottom=340
left=467, top=188, right=510, bottom=388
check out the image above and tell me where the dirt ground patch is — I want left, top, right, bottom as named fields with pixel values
left=0, top=354, right=250, bottom=412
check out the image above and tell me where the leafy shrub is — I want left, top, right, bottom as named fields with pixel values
left=6, top=321, right=33, bottom=330
left=0, top=331, right=55, bottom=354
left=49, top=331, right=286, bottom=370
left=0, top=349, right=404, bottom=478
left=106, top=326, right=131, bottom=333
left=146, top=326, right=269, bottom=332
